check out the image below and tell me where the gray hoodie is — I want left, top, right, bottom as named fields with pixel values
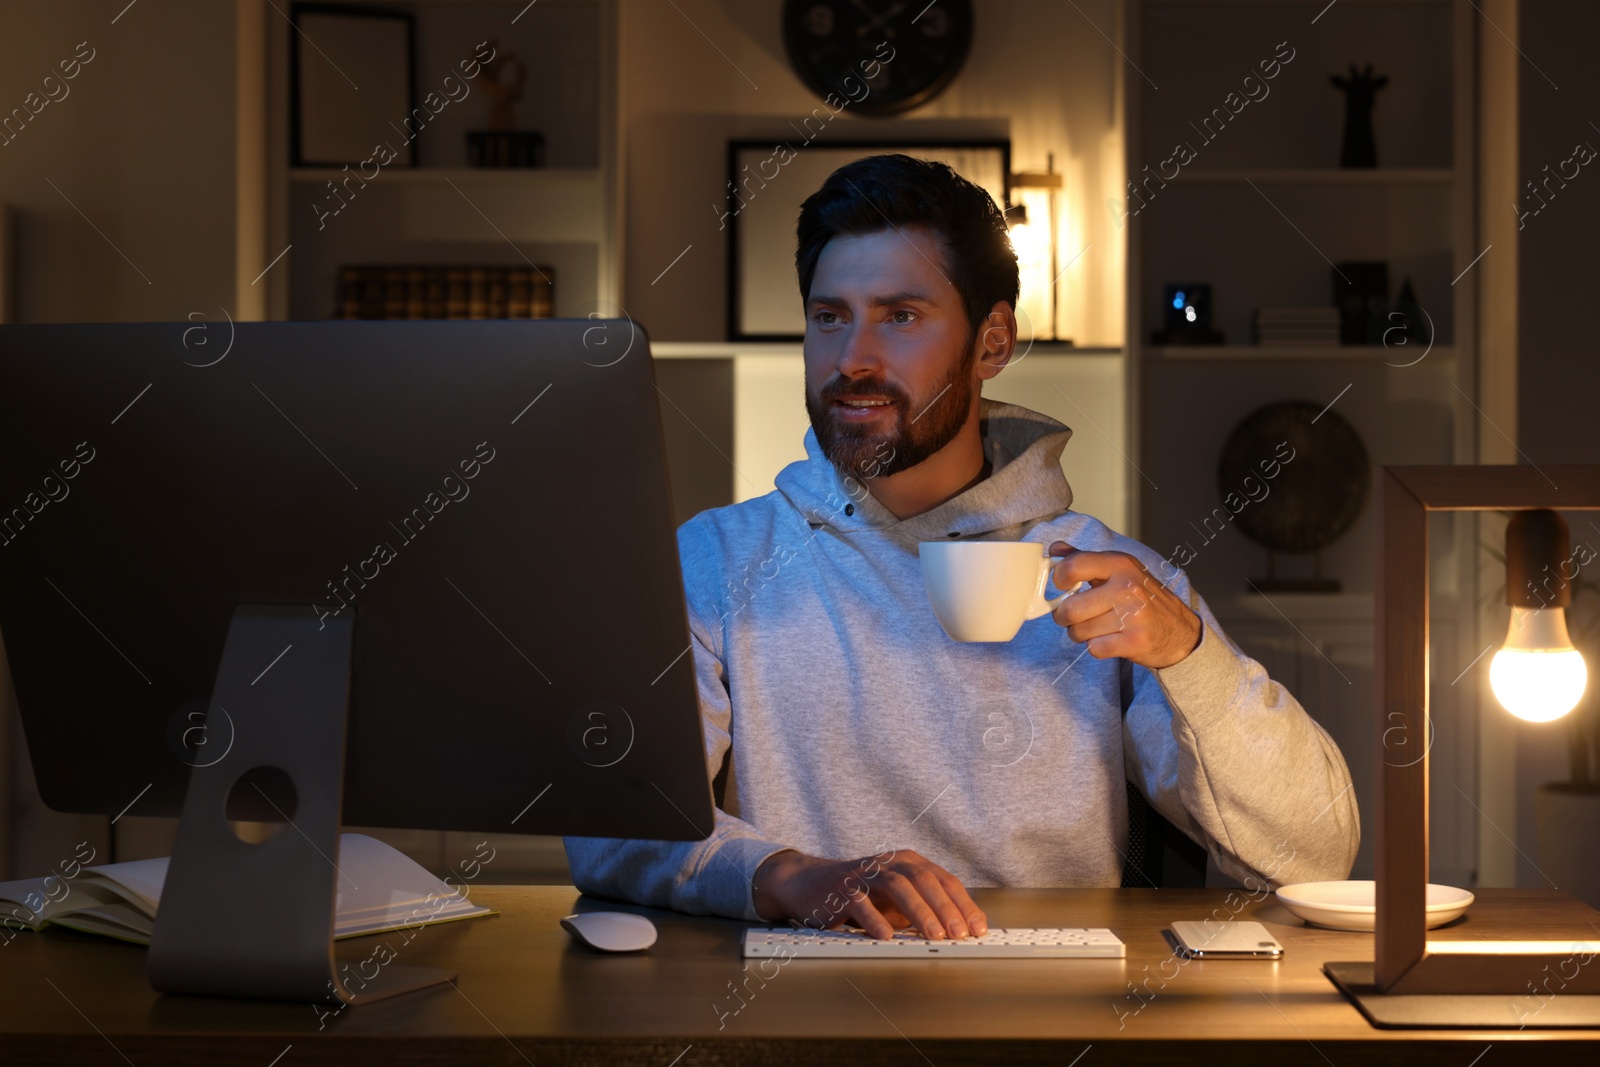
left=564, top=399, right=1359, bottom=920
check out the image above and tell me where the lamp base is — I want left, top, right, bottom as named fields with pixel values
left=1325, top=961, right=1600, bottom=1029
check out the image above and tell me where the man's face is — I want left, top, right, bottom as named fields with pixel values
left=802, top=225, right=977, bottom=481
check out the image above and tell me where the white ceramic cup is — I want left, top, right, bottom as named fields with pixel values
left=918, top=541, right=1075, bottom=642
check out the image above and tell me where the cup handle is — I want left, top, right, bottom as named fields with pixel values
left=1024, top=555, right=1076, bottom=621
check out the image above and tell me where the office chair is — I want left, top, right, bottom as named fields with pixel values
left=1120, top=779, right=1208, bottom=888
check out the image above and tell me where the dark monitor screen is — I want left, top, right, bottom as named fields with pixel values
left=0, top=319, right=713, bottom=844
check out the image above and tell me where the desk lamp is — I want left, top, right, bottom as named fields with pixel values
left=1325, top=466, right=1600, bottom=1027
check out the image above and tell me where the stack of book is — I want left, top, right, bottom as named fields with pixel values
left=1253, top=307, right=1340, bottom=346
left=336, top=265, right=554, bottom=320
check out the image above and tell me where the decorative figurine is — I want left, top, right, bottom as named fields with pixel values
left=1331, top=63, right=1387, bottom=168
left=479, top=39, right=527, bottom=131
left=1389, top=278, right=1432, bottom=348
left=1332, top=261, right=1388, bottom=344
left=466, top=38, right=544, bottom=167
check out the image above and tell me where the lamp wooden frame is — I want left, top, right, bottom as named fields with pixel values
left=1375, top=465, right=1600, bottom=994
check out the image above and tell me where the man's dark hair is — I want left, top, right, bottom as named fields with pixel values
left=795, top=154, right=1019, bottom=339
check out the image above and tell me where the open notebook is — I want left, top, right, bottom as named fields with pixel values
left=0, top=833, right=495, bottom=945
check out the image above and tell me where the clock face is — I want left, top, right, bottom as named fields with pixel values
left=782, top=0, right=974, bottom=118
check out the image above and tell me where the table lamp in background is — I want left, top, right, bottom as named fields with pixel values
left=1006, top=154, right=1063, bottom=341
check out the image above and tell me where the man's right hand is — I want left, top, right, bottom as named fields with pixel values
left=751, top=847, right=988, bottom=941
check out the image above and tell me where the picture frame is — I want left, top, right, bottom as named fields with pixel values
left=290, top=3, right=416, bottom=168
left=725, top=140, right=1012, bottom=342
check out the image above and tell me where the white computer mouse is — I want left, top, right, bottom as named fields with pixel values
left=560, top=910, right=658, bottom=953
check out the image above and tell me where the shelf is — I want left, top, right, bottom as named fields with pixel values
left=652, top=342, right=800, bottom=359
left=650, top=342, right=1124, bottom=360
left=1214, top=590, right=1463, bottom=621
left=324, top=0, right=597, bottom=5
left=1213, top=592, right=1375, bottom=622
left=1169, top=168, right=1453, bottom=185
left=290, top=167, right=601, bottom=187
left=1147, top=0, right=1450, bottom=6
left=266, top=0, right=617, bottom=321
left=1147, top=344, right=1455, bottom=362
left=1015, top=343, right=1125, bottom=357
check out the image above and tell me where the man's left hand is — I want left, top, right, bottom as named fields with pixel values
left=1047, top=541, right=1202, bottom=670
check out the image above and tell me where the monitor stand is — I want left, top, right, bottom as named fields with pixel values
left=147, top=604, right=454, bottom=1005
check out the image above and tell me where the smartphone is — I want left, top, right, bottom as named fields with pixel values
left=1170, top=920, right=1284, bottom=959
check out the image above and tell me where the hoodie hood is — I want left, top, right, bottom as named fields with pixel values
left=774, top=398, right=1076, bottom=546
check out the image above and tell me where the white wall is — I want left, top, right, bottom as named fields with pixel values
left=0, top=0, right=241, bottom=877
left=0, top=2, right=238, bottom=323
left=616, top=0, right=1125, bottom=346
left=728, top=350, right=1128, bottom=532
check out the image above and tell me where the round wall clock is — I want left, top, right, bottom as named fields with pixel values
left=781, top=0, right=975, bottom=118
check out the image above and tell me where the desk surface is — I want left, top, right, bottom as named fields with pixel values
left=5, top=886, right=1599, bottom=1065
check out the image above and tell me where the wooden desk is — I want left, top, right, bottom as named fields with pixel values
left=5, top=886, right=1599, bottom=1065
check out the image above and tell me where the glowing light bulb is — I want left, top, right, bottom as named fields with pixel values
left=1489, top=607, right=1588, bottom=722
left=1008, top=220, right=1049, bottom=269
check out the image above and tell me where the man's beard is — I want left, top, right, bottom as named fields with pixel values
left=805, top=341, right=976, bottom=482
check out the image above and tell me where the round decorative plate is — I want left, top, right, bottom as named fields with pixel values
left=1217, top=400, right=1370, bottom=553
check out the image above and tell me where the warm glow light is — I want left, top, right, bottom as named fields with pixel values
left=1008, top=219, right=1049, bottom=269
left=1005, top=187, right=1055, bottom=340
left=1489, top=607, right=1588, bottom=722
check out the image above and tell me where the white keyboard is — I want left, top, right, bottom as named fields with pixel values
left=742, top=926, right=1125, bottom=959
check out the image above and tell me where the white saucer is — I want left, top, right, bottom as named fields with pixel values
left=1275, top=880, right=1474, bottom=931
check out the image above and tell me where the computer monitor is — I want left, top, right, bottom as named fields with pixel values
left=0, top=319, right=713, bottom=1002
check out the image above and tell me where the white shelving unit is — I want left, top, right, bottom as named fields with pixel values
left=1123, top=0, right=1481, bottom=883
left=262, top=0, right=620, bottom=324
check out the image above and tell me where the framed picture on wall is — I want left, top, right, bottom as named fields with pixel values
left=726, top=140, right=1011, bottom=342
left=291, top=4, right=416, bottom=167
